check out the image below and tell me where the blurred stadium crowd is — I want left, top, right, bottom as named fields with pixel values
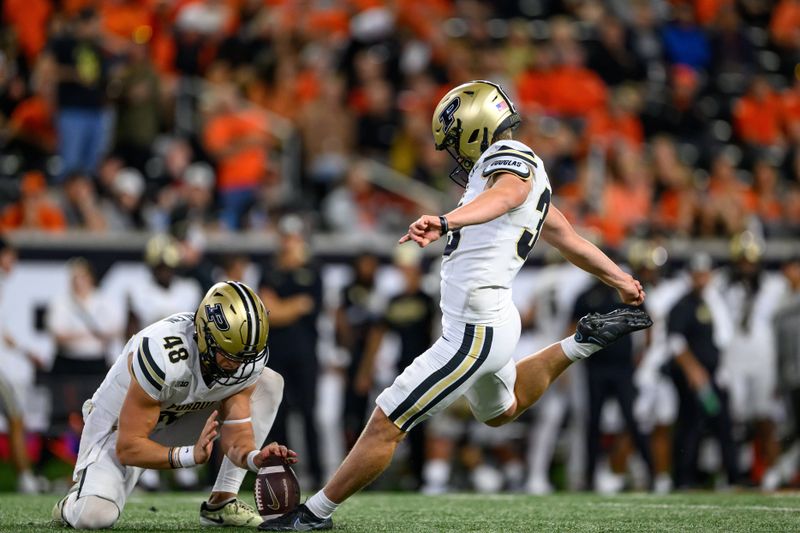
left=1, top=0, right=800, bottom=498
left=0, top=0, right=800, bottom=240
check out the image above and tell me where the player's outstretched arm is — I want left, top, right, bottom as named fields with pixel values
left=219, top=386, right=298, bottom=471
left=541, top=205, right=645, bottom=305
left=399, top=173, right=530, bottom=247
left=116, top=376, right=219, bottom=469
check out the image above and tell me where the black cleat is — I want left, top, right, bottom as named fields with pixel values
left=257, top=504, right=333, bottom=531
left=575, top=307, right=652, bottom=348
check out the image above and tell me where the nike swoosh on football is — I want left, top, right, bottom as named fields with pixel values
left=205, top=516, right=225, bottom=525
left=266, top=481, right=281, bottom=511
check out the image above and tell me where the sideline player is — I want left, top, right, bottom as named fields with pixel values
left=262, top=80, right=651, bottom=531
left=51, top=281, right=292, bottom=529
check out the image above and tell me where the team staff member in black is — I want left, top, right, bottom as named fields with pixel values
left=353, top=246, right=437, bottom=488
left=335, top=252, right=382, bottom=451
left=572, top=276, right=654, bottom=490
left=259, top=215, right=324, bottom=487
left=668, top=253, right=737, bottom=489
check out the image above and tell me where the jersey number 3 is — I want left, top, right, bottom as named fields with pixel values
left=163, top=336, right=189, bottom=364
left=443, top=229, right=461, bottom=257
left=516, top=188, right=551, bottom=260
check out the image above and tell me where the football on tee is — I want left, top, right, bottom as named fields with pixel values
left=254, top=455, right=301, bottom=520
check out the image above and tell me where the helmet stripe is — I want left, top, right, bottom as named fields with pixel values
left=226, top=281, right=255, bottom=348
left=235, top=281, right=261, bottom=348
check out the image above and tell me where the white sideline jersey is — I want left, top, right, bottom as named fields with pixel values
left=87, top=312, right=266, bottom=434
left=440, top=140, right=552, bottom=325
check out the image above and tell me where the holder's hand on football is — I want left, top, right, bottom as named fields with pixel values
left=399, top=215, right=443, bottom=248
left=193, top=410, right=219, bottom=464
left=253, top=442, right=298, bottom=468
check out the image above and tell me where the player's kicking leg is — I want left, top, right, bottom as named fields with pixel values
left=258, top=407, right=400, bottom=531
left=259, top=308, right=651, bottom=531
left=200, top=368, right=284, bottom=527
left=485, top=308, right=652, bottom=426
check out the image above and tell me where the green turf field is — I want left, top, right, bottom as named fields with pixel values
left=1, top=491, right=799, bottom=532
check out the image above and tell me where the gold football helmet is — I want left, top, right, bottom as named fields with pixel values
left=144, top=234, right=181, bottom=268
left=730, top=231, right=763, bottom=263
left=432, top=80, right=521, bottom=186
left=195, top=281, right=269, bottom=386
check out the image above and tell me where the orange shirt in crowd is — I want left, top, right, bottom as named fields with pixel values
left=100, top=0, right=154, bottom=41
left=204, top=110, right=269, bottom=191
left=655, top=188, right=683, bottom=229
left=1, top=172, right=66, bottom=232
left=584, top=109, right=644, bottom=150
left=1, top=203, right=66, bottom=232
left=781, top=87, right=800, bottom=135
left=516, top=69, right=555, bottom=113
left=545, top=66, right=607, bottom=117
left=693, top=0, right=733, bottom=26
left=3, top=0, right=52, bottom=61
left=9, top=95, right=56, bottom=149
left=598, top=182, right=652, bottom=245
left=733, top=91, right=783, bottom=146
left=770, top=0, right=800, bottom=48
left=61, top=0, right=94, bottom=16
left=708, top=176, right=758, bottom=214
left=397, top=0, right=454, bottom=40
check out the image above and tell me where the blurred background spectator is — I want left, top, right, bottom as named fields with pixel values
left=45, top=257, right=119, bottom=439
left=668, top=253, right=738, bottom=490
left=258, top=215, right=324, bottom=488
left=0, top=237, right=40, bottom=493
left=335, top=251, right=383, bottom=452
left=571, top=274, right=654, bottom=492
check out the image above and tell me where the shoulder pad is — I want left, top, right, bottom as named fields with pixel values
left=482, top=146, right=538, bottom=180
left=132, top=337, right=166, bottom=400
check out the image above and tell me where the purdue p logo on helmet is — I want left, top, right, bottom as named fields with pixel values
left=432, top=80, right=521, bottom=184
left=195, top=281, right=269, bottom=385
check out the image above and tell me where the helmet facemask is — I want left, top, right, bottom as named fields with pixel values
left=198, top=317, right=268, bottom=387
left=439, top=118, right=494, bottom=188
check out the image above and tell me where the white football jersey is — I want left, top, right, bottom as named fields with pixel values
left=440, top=139, right=552, bottom=325
left=89, top=312, right=267, bottom=431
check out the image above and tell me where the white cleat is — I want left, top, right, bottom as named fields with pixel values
left=200, top=498, right=263, bottom=527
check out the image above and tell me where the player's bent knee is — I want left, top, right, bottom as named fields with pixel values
left=483, top=403, right=518, bottom=428
left=366, top=407, right=406, bottom=444
left=70, top=496, right=120, bottom=530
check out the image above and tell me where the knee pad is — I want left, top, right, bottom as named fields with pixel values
left=68, top=495, right=120, bottom=530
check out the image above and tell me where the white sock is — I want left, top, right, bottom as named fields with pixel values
left=560, top=334, right=602, bottom=362
left=305, top=490, right=338, bottom=519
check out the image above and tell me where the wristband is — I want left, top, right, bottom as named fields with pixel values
left=438, top=215, right=449, bottom=235
left=169, top=445, right=197, bottom=468
left=167, top=447, right=177, bottom=469
left=246, top=450, right=260, bottom=473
